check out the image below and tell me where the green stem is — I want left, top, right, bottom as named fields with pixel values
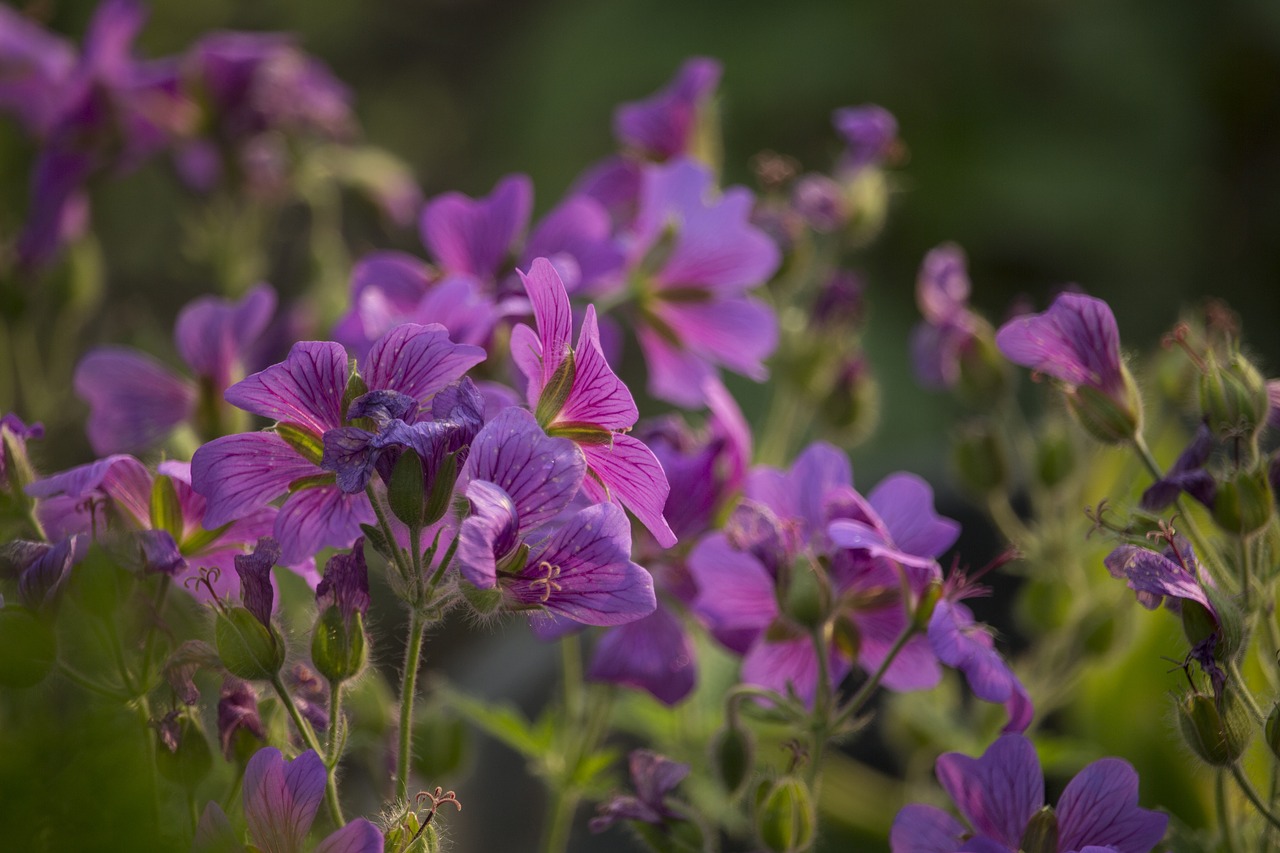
left=56, top=660, right=126, bottom=700
left=986, top=492, right=1033, bottom=547
left=271, top=675, right=344, bottom=826
left=327, top=681, right=344, bottom=764
left=397, top=611, right=428, bottom=802
left=540, top=637, right=587, bottom=853
left=1237, top=536, right=1253, bottom=612
left=1227, top=659, right=1268, bottom=724
left=366, top=484, right=411, bottom=581
left=540, top=787, right=577, bottom=853
left=423, top=536, right=460, bottom=602
left=137, top=576, right=171, bottom=690
left=1219, top=771, right=1240, bottom=853
left=1231, top=763, right=1280, bottom=831
left=833, top=622, right=920, bottom=729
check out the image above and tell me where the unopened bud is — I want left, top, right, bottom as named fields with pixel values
left=1203, top=585, right=1245, bottom=661
left=951, top=423, right=1008, bottom=495
left=1200, top=351, right=1269, bottom=440
left=215, top=606, right=285, bottom=681
left=912, top=582, right=943, bottom=632
left=1066, top=366, right=1142, bottom=444
left=819, top=358, right=880, bottom=445
left=311, top=606, right=368, bottom=684
left=1177, top=688, right=1251, bottom=766
left=711, top=723, right=754, bottom=797
left=955, top=327, right=1008, bottom=409
left=1211, top=466, right=1273, bottom=536
left=388, top=449, right=427, bottom=529
left=0, top=606, right=55, bottom=688
left=756, top=776, right=816, bottom=853
left=783, top=559, right=829, bottom=630
left=1018, top=807, right=1059, bottom=853
left=423, top=451, right=460, bottom=527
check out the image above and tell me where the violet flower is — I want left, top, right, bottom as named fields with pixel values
left=191, top=323, right=485, bottom=564
left=590, top=749, right=690, bottom=833
left=910, top=243, right=983, bottom=390
left=1139, top=422, right=1216, bottom=511
left=75, top=284, right=276, bottom=454
left=928, top=589, right=1032, bottom=733
left=315, top=538, right=371, bottom=626
left=455, top=407, right=656, bottom=626
left=832, top=104, right=898, bottom=171
left=511, top=258, right=676, bottom=547
left=0, top=413, right=43, bottom=494
left=996, top=293, right=1140, bottom=442
left=625, top=158, right=781, bottom=407
left=217, top=678, right=265, bottom=760
left=0, top=536, right=78, bottom=612
left=194, top=747, right=383, bottom=853
left=890, top=734, right=1167, bottom=853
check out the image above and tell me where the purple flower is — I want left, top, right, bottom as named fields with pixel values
left=194, top=747, right=383, bottom=853
left=456, top=407, right=656, bottom=626
left=75, top=284, right=276, bottom=454
left=589, top=749, right=690, bottom=833
left=192, top=323, right=485, bottom=564
left=1140, top=422, right=1216, bottom=511
left=626, top=159, right=780, bottom=407
left=791, top=173, right=848, bottom=233
left=587, top=605, right=696, bottom=706
left=890, top=734, right=1167, bottom=853
left=928, top=597, right=1032, bottom=733
left=832, top=104, right=898, bottom=171
left=909, top=244, right=986, bottom=390
left=0, top=413, right=43, bottom=493
left=422, top=173, right=532, bottom=283
left=217, top=678, right=265, bottom=760
left=315, top=538, right=371, bottom=625
left=614, top=57, right=721, bottom=160
left=996, top=293, right=1140, bottom=442
left=235, top=537, right=280, bottom=629
left=0, top=536, right=78, bottom=612
left=512, top=258, right=676, bottom=547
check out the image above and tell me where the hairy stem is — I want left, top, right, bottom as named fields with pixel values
left=397, top=611, right=428, bottom=802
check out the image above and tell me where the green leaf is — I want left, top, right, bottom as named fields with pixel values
left=440, top=686, right=554, bottom=759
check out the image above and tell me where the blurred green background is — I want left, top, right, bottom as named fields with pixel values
left=4, top=0, right=1280, bottom=849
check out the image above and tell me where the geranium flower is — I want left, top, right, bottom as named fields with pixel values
left=589, top=749, right=690, bottom=833
left=890, top=734, right=1167, bottom=853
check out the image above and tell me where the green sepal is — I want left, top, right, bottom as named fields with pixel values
left=388, top=448, right=426, bottom=528
left=150, top=474, right=186, bottom=540
left=546, top=421, right=614, bottom=446
left=311, top=606, right=368, bottom=684
left=535, top=349, right=576, bottom=429
left=215, top=606, right=285, bottom=681
left=276, top=422, right=325, bottom=466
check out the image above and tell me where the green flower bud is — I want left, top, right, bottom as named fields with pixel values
left=818, top=359, right=880, bottom=446
left=1211, top=466, right=1273, bottom=536
left=951, top=422, right=1008, bottom=496
left=1177, top=688, right=1251, bottom=766
left=311, top=606, right=368, bottom=684
left=1066, top=365, right=1142, bottom=444
left=0, top=606, right=56, bottom=688
left=783, top=559, right=829, bottom=630
left=911, top=582, right=943, bottom=633
left=389, top=448, right=427, bottom=528
left=711, top=723, right=754, bottom=797
left=215, top=606, right=285, bottom=681
left=755, top=776, right=816, bottom=853
left=156, top=715, right=213, bottom=790
left=1018, top=806, right=1059, bottom=853
left=955, top=327, right=1008, bottom=409
left=1034, top=423, right=1076, bottom=490
left=1200, top=350, right=1269, bottom=440
left=276, top=422, right=325, bottom=466
left=423, top=451, right=460, bottom=527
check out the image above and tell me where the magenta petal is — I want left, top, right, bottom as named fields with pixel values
left=465, top=407, right=585, bottom=533
left=994, top=293, right=1123, bottom=394
left=274, top=485, right=374, bottom=566
left=421, top=173, right=532, bottom=278
left=361, top=322, right=486, bottom=404
left=868, top=473, right=960, bottom=559
left=75, top=347, right=196, bottom=454
left=243, top=747, right=325, bottom=852
left=515, top=503, right=656, bottom=626
left=192, top=433, right=319, bottom=527
left=614, top=57, right=720, bottom=159
left=315, top=819, right=386, bottom=853
left=635, top=324, right=718, bottom=408
left=936, top=734, right=1044, bottom=849
left=456, top=480, right=520, bottom=589
left=1056, top=758, right=1168, bottom=853
left=175, top=283, right=276, bottom=388
left=557, top=306, right=638, bottom=430
left=580, top=433, right=676, bottom=548
left=523, top=195, right=623, bottom=291
left=518, top=258, right=574, bottom=387
left=0, top=7, right=75, bottom=136
left=741, top=634, right=850, bottom=707
left=747, top=442, right=851, bottom=538
left=855, top=603, right=942, bottom=691
left=653, top=295, right=778, bottom=380
left=27, top=453, right=152, bottom=529
left=587, top=604, right=696, bottom=706
left=226, top=341, right=348, bottom=434
left=889, top=803, right=971, bottom=853
left=689, top=532, right=777, bottom=633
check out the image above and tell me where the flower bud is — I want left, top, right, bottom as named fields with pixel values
left=755, top=776, right=816, bottom=853
left=912, top=582, right=943, bottom=633
left=0, top=606, right=55, bottom=688
left=1034, top=424, right=1076, bottom=490
left=1018, top=806, right=1059, bottom=853
left=1200, top=350, right=1269, bottom=440
left=215, top=606, right=285, bottom=681
left=819, top=358, right=880, bottom=445
left=711, top=722, right=754, bottom=797
left=1211, top=466, right=1273, bottom=536
left=1066, top=365, right=1142, bottom=444
left=311, top=606, right=368, bottom=685
left=955, top=328, right=1008, bottom=409
left=783, top=559, right=829, bottom=630
left=155, top=714, right=213, bottom=790
left=1177, top=688, right=1251, bottom=766
left=1204, top=585, right=1245, bottom=661
left=388, top=448, right=426, bottom=528
left=423, top=451, right=460, bottom=527
left=951, top=423, right=1008, bottom=495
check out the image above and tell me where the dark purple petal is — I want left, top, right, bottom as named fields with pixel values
left=16, top=536, right=76, bottom=610
left=689, top=532, right=778, bottom=634
left=911, top=320, right=972, bottom=390
left=346, top=389, right=418, bottom=424
left=1139, top=423, right=1216, bottom=512
left=456, top=480, right=521, bottom=588
left=832, top=104, right=898, bottom=170
left=17, top=135, right=95, bottom=270
left=321, top=427, right=378, bottom=494
left=0, top=7, right=75, bottom=136
left=225, top=341, right=348, bottom=435
left=235, top=537, right=280, bottom=627
left=136, top=529, right=186, bottom=576
left=868, top=473, right=961, bottom=559
left=26, top=453, right=152, bottom=529
left=217, top=678, right=265, bottom=759
left=1056, top=758, right=1168, bottom=853
left=192, top=433, right=320, bottom=528
left=513, top=503, right=656, bottom=626
left=75, top=347, right=196, bottom=454
left=360, top=323, right=486, bottom=405
left=588, top=604, right=697, bottom=705
left=929, top=600, right=1029, bottom=731
left=242, top=747, right=325, bottom=852
left=314, top=820, right=386, bottom=853
left=175, top=283, right=276, bottom=388
left=421, top=173, right=532, bottom=279
left=1104, top=544, right=1211, bottom=612
left=935, top=734, right=1044, bottom=848
left=995, top=293, right=1123, bottom=395
left=273, top=484, right=373, bottom=566
left=629, top=748, right=690, bottom=808
left=614, top=57, right=720, bottom=159
left=580, top=433, right=676, bottom=548
left=316, top=539, right=371, bottom=623
left=465, top=407, right=585, bottom=534
left=889, top=803, right=970, bottom=853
